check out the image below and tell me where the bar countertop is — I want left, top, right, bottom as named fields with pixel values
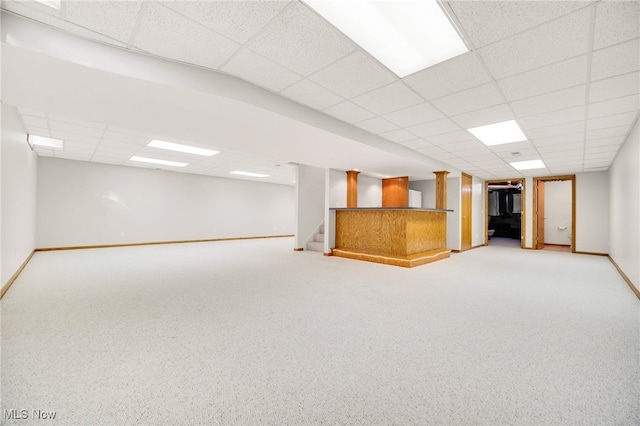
left=330, top=207, right=453, bottom=212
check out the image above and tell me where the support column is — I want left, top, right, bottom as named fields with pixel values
left=346, top=170, right=360, bottom=208
left=434, top=171, right=449, bottom=209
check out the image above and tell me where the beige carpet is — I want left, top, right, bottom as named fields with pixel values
left=2, top=237, right=638, bottom=425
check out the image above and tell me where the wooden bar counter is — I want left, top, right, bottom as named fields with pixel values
left=331, top=208, right=451, bottom=268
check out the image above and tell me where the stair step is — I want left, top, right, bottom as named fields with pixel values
left=313, top=233, right=324, bottom=243
left=319, top=224, right=325, bottom=234
left=306, top=241, right=324, bottom=252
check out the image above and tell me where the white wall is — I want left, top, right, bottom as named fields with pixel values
left=328, top=168, right=347, bottom=208
left=575, top=171, right=609, bottom=253
left=409, top=179, right=435, bottom=208
left=609, top=118, right=639, bottom=290
left=544, top=180, right=572, bottom=245
left=295, top=164, right=325, bottom=248
left=472, top=176, right=485, bottom=247
left=524, top=176, right=534, bottom=248
left=358, top=174, right=382, bottom=207
left=1, top=104, right=38, bottom=286
left=447, top=177, right=461, bottom=251
left=36, top=157, right=295, bottom=248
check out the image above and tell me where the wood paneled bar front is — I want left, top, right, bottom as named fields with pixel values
left=331, top=207, right=452, bottom=268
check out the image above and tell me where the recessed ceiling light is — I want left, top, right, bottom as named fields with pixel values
left=467, top=120, right=528, bottom=146
left=148, top=140, right=219, bottom=156
left=34, top=0, right=60, bottom=9
left=27, top=134, right=63, bottom=149
left=129, top=156, right=188, bottom=167
left=510, top=159, right=546, bottom=170
left=230, top=171, right=270, bottom=178
left=304, top=0, right=468, bottom=78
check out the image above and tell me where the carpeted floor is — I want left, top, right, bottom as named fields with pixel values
left=1, top=237, right=639, bottom=425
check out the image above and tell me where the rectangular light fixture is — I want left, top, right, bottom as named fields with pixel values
left=303, top=0, right=468, bottom=78
left=129, top=156, right=188, bottom=167
left=230, top=171, right=270, bottom=178
left=467, top=120, right=528, bottom=146
left=510, top=159, right=546, bottom=170
left=27, top=134, right=63, bottom=149
left=148, top=140, right=219, bottom=157
left=34, top=0, right=61, bottom=9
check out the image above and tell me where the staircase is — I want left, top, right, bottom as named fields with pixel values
left=306, top=224, right=325, bottom=252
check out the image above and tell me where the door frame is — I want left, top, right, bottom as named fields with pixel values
left=484, top=178, right=525, bottom=248
left=532, top=175, right=576, bottom=252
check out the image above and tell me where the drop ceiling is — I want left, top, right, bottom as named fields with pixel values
left=1, top=0, right=638, bottom=185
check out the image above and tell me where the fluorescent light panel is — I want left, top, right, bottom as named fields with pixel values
left=28, top=134, right=63, bottom=149
left=304, top=0, right=468, bottom=78
left=510, top=159, right=546, bottom=170
left=34, top=0, right=60, bottom=9
left=129, top=156, right=188, bottom=167
left=468, top=120, right=528, bottom=146
left=148, top=140, right=218, bottom=157
left=230, top=171, right=270, bottom=178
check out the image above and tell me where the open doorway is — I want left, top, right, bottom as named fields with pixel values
left=533, top=175, right=575, bottom=253
left=485, top=179, right=524, bottom=248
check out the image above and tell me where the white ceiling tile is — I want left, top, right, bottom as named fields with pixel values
left=429, top=152, right=459, bottom=161
left=478, top=7, right=591, bottom=80
left=591, top=38, right=640, bottom=81
left=401, top=139, right=432, bottom=150
left=532, top=132, right=585, bottom=146
left=511, top=86, right=587, bottom=117
left=449, top=1, right=590, bottom=48
left=537, top=142, right=584, bottom=154
left=406, top=118, right=461, bottom=138
left=17, top=106, right=46, bottom=118
left=20, top=115, right=48, bottom=128
left=495, top=148, right=539, bottom=159
left=519, top=106, right=585, bottom=130
left=497, top=55, right=588, bottom=101
left=280, top=79, right=343, bottom=110
left=382, top=103, right=444, bottom=128
left=431, top=83, right=504, bottom=116
left=309, top=51, right=396, bottom=99
left=540, top=150, right=584, bottom=160
left=441, top=140, right=487, bottom=152
left=527, top=121, right=586, bottom=139
left=593, top=1, right=640, bottom=50
left=355, top=117, right=398, bottom=134
left=54, top=151, right=92, bottom=162
left=402, top=52, right=491, bottom=100
left=246, top=2, right=355, bottom=76
left=415, top=145, right=447, bottom=156
left=48, top=120, right=105, bottom=138
left=159, top=0, right=288, bottom=44
left=588, top=94, right=640, bottom=119
left=64, top=0, right=143, bottom=44
left=488, top=141, right=535, bottom=153
left=380, top=129, right=418, bottom=143
left=589, top=71, right=640, bottom=102
left=49, top=131, right=101, bottom=145
left=587, top=125, right=632, bottom=140
left=323, top=101, right=375, bottom=123
left=427, top=131, right=478, bottom=146
left=221, top=49, right=302, bottom=92
left=46, top=113, right=106, bottom=129
left=587, top=111, right=638, bottom=131
left=585, top=145, right=621, bottom=155
left=63, top=142, right=97, bottom=155
left=101, top=131, right=150, bottom=145
left=133, top=2, right=241, bottom=70
left=584, top=151, right=617, bottom=160
left=450, top=104, right=515, bottom=129
left=24, top=126, right=50, bottom=137
left=585, top=137, right=625, bottom=148
left=351, top=82, right=424, bottom=115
